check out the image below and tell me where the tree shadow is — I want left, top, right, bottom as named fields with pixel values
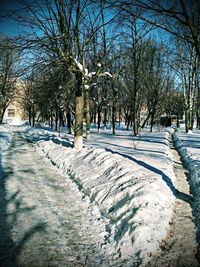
left=0, top=149, right=47, bottom=267
left=133, top=147, right=166, bottom=155
left=105, top=148, right=194, bottom=204
left=25, top=131, right=73, bottom=148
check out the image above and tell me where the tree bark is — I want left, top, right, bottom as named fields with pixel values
left=28, top=106, right=32, bottom=126
left=97, top=106, right=101, bottom=133
left=32, top=104, right=35, bottom=127
left=112, top=104, right=116, bottom=134
left=66, top=108, right=72, bottom=134
left=74, top=72, right=84, bottom=151
left=85, top=87, right=90, bottom=139
left=103, top=108, right=107, bottom=130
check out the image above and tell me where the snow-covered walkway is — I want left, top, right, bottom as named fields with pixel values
left=146, top=137, right=198, bottom=266
left=0, top=129, right=109, bottom=267
left=24, top=127, right=178, bottom=265
left=0, top=125, right=199, bottom=266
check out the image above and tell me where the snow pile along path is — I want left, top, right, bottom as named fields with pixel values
left=173, top=129, right=200, bottom=195
left=0, top=125, right=12, bottom=153
left=174, top=128, right=200, bottom=261
left=26, top=128, right=177, bottom=265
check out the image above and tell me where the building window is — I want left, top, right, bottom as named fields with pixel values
left=7, top=109, right=15, bottom=117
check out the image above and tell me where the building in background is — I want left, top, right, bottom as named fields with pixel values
left=3, top=80, right=27, bottom=125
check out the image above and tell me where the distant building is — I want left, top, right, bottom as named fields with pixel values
left=3, top=80, right=27, bottom=124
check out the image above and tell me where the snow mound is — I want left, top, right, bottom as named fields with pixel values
left=24, top=127, right=176, bottom=265
left=0, top=125, right=12, bottom=152
left=174, top=129, right=200, bottom=195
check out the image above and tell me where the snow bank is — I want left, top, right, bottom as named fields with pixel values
left=173, top=129, right=200, bottom=195
left=25, top=127, right=176, bottom=266
left=0, top=125, right=13, bottom=152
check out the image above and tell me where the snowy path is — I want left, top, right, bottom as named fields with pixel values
left=25, top=127, right=178, bottom=265
left=146, top=137, right=198, bottom=266
left=86, top=130, right=199, bottom=266
left=0, top=130, right=108, bottom=267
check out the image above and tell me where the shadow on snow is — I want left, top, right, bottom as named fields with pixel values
left=0, top=133, right=47, bottom=267
left=105, top=148, right=194, bottom=204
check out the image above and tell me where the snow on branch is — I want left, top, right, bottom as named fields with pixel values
left=72, top=57, right=113, bottom=82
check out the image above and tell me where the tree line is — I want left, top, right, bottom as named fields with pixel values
left=0, top=0, right=199, bottom=149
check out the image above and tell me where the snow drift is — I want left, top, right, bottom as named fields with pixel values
left=173, top=129, right=200, bottom=196
left=24, top=127, right=176, bottom=266
left=0, top=124, right=12, bottom=152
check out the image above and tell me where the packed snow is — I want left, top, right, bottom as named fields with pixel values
left=16, top=125, right=177, bottom=266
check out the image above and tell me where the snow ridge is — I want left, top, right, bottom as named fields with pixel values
left=0, top=125, right=13, bottom=152
left=173, top=130, right=200, bottom=196
left=25, top=128, right=176, bottom=266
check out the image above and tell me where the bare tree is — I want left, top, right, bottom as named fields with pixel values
left=112, top=0, right=200, bottom=57
left=0, top=37, right=20, bottom=123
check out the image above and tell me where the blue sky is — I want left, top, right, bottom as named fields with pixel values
left=0, top=0, right=22, bottom=36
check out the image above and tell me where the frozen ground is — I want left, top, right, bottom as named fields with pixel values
left=0, top=124, right=199, bottom=266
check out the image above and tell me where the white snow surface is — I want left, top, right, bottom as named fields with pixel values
left=0, top=124, right=13, bottom=152
left=21, top=126, right=177, bottom=265
left=174, top=128, right=200, bottom=196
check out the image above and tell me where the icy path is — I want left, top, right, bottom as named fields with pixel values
left=0, top=130, right=108, bottom=267
left=146, top=137, right=198, bottom=266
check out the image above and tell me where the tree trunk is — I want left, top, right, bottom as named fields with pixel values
left=182, top=49, right=197, bottom=133
left=94, top=108, right=96, bottom=125
left=0, top=104, right=7, bottom=124
left=112, top=105, right=115, bottom=135
left=118, top=106, right=121, bottom=127
left=74, top=73, right=84, bottom=151
left=66, top=109, right=72, bottom=134
left=97, top=106, right=101, bottom=133
left=55, top=107, right=58, bottom=131
left=103, top=108, right=107, bottom=130
left=141, top=112, right=151, bottom=128
left=150, top=108, right=155, bottom=132
left=59, top=110, right=65, bottom=127
left=112, top=82, right=117, bottom=135
left=50, top=106, right=53, bottom=129
left=32, top=105, right=35, bottom=127
left=197, top=115, right=200, bottom=129
left=28, top=106, right=32, bottom=126
left=85, top=87, right=90, bottom=140
left=126, top=114, right=131, bottom=131
left=0, top=110, right=5, bottom=124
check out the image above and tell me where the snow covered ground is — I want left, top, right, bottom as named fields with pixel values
left=173, top=127, right=200, bottom=260
left=0, top=126, right=111, bottom=267
left=17, top=125, right=177, bottom=266
left=0, top=124, right=13, bottom=152
left=1, top=123, right=199, bottom=265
